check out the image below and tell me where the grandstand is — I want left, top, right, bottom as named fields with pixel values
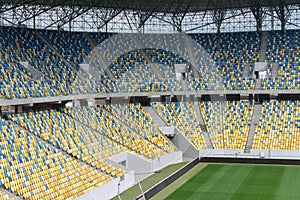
left=1, top=0, right=300, bottom=200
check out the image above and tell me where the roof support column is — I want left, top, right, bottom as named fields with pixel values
left=274, top=2, right=292, bottom=31
left=171, top=13, right=187, bottom=32
left=250, top=0, right=265, bottom=32
left=211, top=9, right=226, bottom=34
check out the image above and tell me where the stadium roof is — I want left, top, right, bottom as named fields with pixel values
left=6, top=0, right=300, bottom=13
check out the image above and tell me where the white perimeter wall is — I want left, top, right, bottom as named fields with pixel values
left=76, top=172, right=134, bottom=200
left=199, top=149, right=300, bottom=160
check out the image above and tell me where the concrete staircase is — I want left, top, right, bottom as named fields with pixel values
left=271, top=62, right=279, bottom=78
left=143, top=106, right=167, bottom=127
left=79, top=63, right=103, bottom=81
left=183, top=35, right=200, bottom=79
left=181, top=80, right=189, bottom=91
left=255, top=78, right=262, bottom=90
left=244, top=103, right=262, bottom=153
left=259, top=32, right=268, bottom=62
left=85, top=32, right=96, bottom=49
left=193, top=102, right=214, bottom=149
left=243, top=63, right=250, bottom=78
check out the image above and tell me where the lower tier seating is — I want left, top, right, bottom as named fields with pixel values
left=105, top=103, right=175, bottom=153
left=10, top=110, right=125, bottom=177
left=253, top=100, right=300, bottom=150
left=63, top=106, right=164, bottom=159
left=200, top=100, right=253, bottom=149
left=151, top=102, right=207, bottom=149
left=0, top=118, right=111, bottom=200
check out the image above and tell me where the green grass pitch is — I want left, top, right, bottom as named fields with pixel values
left=163, top=164, right=300, bottom=200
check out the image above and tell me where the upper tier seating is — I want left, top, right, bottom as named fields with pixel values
left=108, top=49, right=185, bottom=92
left=3, top=27, right=300, bottom=99
left=262, top=30, right=300, bottom=89
left=188, top=32, right=261, bottom=90
left=0, top=27, right=108, bottom=98
left=190, top=32, right=261, bottom=79
left=253, top=100, right=300, bottom=150
left=151, top=102, right=207, bottom=149
left=0, top=27, right=74, bottom=89
left=200, top=100, right=253, bottom=149
left=10, top=110, right=125, bottom=177
left=40, top=30, right=91, bottom=68
left=0, top=118, right=111, bottom=200
left=0, top=61, right=60, bottom=99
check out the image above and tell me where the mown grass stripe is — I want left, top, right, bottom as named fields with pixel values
left=162, top=164, right=300, bottom=200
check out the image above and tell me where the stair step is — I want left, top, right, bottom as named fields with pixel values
left=244, top=103, right=262, bottom=153
left=193, top=102, right=213, bottom=149
left=184, top=35, right=200, bottom=79
left=271, top=62, right=279, bottom=78
left=144, top=107, right=167, bottom=127
left=243, top=63, right=250, bottom=78
left=255, top=79, right=262, bottom=90
left=259, top=32, right=268, bottom=62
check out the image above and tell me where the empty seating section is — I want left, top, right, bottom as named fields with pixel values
left=253, top=100, right=300, bottom=150
left=0, top=118, right=111, bottom=200
left=36, top=30, right=109, bottom=95
left=0, top=62, right=60, bottom=99
left=0, top=26, right=109, bottom=98
left=105, top=103, right=175, bottom=152
left=109, top=50, right=147, bottom=78
left=114, top=64, right=182, bottom=92
left=0, top=27, right=75, bottom=88
left=89, top=32, right=113, bottom=47
left=188, top=32, right=261, bottom=90
left=191, top=32, right=261, bottom=78
left=262, top=30, right=300, bottom=89
left=200, top=100, right=253, bottom=149
left=63, top=106, right=164, bottom=159
left=40, top=30, right=91, bottom=68
left=109, top=49, right=184, bottom=92
left=5, top=27, right=300, bottom=96
left=261, top=77, right=300, bottom=90
left=151, top=102, right=207, bottom=149
left=222, top=77, right=256, bottom=90
left=91, top=34, right=139, bottom=73
left=10, top=110, right=125, bottom=177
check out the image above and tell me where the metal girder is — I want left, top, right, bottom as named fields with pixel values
left=43, top=6, right=91, bottom=30
left=18, top=0, right=67, bottom=24
left=0, top=0, right=37, bottom=14
left=171, top=12, right=187, bottom=32
left=186, top=9, right=252, bottom=32
left=95, top=9, right=123, bottom=31
left=171, top=0, right=192, bottom=32
left=0, top=1, right=300, bottom=33
left=274, top=2, right=293, bottom=30
left=211, top=9, right=227, bottom=33
left=264, top=7, right=300, bottom=29
left=152, top=13, right=176, bottom=28
left=137, top=11, right=154, bottom=30
left=0, top=15, right=17, bottom=26
left=121, top=10, right=154, bottom=32
left=250, top=0, right=267, bottom=31
left=151, top=2, right=191, bottom=32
